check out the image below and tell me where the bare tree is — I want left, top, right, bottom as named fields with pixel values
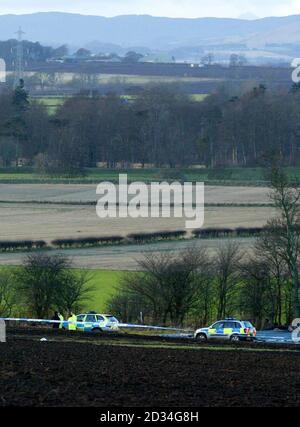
left=16, top=254, right=92, bottom=318
left=106, top=289, right=150, bottom=324
left=239, top=255, right=271, bottom=329
left=57, top=270, right=94, bottom=314
left=0, top=269, right=17, bottom=316
left=267, top=166, right=300, bottom=318
left=214, top=241, right=243, bottom=319
left=166, top=248, right=211, bottom=325
left=190, top=255, right=214, bottom=326
left=111, top=248, right=210, bottom=326
left=255, top=229, right=289, bottom=325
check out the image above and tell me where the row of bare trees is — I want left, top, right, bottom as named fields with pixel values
left=106, top=239, right=293, bottom=329
left=0, top=234, right=295, bottom=329
left=2, top=83, right=300, bottom=173
left=108, top=167, right=300, bottom=328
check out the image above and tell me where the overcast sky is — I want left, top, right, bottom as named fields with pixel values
left=0, top=0, right=299, bottom=19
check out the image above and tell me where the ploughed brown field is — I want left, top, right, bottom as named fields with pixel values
left=1, top=328, right=300, bottom=407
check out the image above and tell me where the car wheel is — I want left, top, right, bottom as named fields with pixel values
left=92, top=328, right=103, bottom=334
left=196, top=333, right=207, bottom=343
left=230, top=334, right=240, bottom=342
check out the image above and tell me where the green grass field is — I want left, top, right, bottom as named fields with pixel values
left=32, top=96, right=68, bottom=115
left=2, top=167, right=300, bottom=185
left=31, top=92, right=208, bottom=115
left=191, top=94, right=209, bottom=101
left=0, top=267, right=129, bottom=315
left=82, top=269, right=127, bottom=313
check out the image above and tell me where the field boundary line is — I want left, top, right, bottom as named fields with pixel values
left=0, top=200, right=275, bottom=208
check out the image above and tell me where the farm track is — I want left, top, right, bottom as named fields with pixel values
left=1, top=327, right=300, bottom=407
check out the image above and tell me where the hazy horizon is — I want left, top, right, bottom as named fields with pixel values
left=0, top=0, right=299, bottom=19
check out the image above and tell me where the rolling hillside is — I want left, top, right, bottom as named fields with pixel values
left=0, top=12, right=300, bottom=49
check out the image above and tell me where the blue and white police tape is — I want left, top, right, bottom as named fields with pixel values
left=0, top=317, right=188, bottom=332
left=118, top=323, right=188, bottom=332
left=0, top=317, right=80, bottom=326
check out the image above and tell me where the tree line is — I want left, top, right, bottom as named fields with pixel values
left=1, top=82, right=300, bottom=173
left=107, top=241, right=291, bottom=330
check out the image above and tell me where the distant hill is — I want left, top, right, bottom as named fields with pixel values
left=1, top=12, right=300, bottom=50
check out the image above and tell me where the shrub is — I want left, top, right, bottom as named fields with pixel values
left=192, top=227, right=264, bottom=239
left=192, top=228, right=234, bottom=238
left=236, top=227, right=264, bottom=237
left=128, top=230, right=186, bottom=242
left=51, top=235, right=124, bottom=248
left=0, top=240, right=47, bottom=252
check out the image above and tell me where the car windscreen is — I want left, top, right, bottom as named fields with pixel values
left=244, top=321, right=253, bottom=328
left=106, top=316, right=118, bottom=323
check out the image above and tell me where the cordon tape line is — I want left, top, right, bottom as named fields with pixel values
left=0, top=317, right=189, bottom=332
left=118, top=323, right=189, bottom=332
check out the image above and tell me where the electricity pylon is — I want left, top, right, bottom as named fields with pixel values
left=13, top=26, right=25, bottom=87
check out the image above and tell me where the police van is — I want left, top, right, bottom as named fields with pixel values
left=194, top=318, right=256, bottom=342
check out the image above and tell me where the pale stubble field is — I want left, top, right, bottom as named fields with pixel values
left=0, top=184, right=276, bottom=269
left=0, top=203, right=275, bottom=241
left=0, top=184, right=275, bottom=241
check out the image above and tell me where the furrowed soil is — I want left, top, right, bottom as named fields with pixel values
left=1, top=327, right=300, bottom=407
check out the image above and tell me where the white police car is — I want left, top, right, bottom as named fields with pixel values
left=64, top=312, right=120, bottom=332
left=194, top=318, right=256, bottom=342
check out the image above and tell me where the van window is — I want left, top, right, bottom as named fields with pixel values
left=244, top=321, right=253, bottom=328
left=106, top=316, right=118, bottom=323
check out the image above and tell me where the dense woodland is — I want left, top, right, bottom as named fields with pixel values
left=1, top=82, right=300, bottom=174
